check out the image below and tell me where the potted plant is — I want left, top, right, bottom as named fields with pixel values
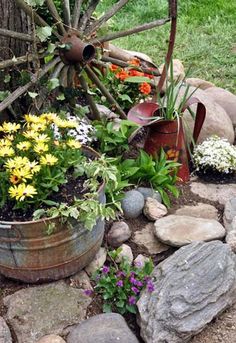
left=127, top=61, right=206, bottom=182
left=192, top=135, right=236, bottom=182
left=0, top=113, right=116, bottom=283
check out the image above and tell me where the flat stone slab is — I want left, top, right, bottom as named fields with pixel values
left=133, top=223, right=169, bottom=254
left=3, top=281, right=91, bottom=343
left=154, top=215, right=225, bottom=247
left=137, top=241, right=236, bottom=343
left=67, top=313, right=139, bottom=343
left=0, top=316, right=12, bottom=343
left=174, top=203, right=218, bottom=221
left=190, top=182, right=236, bottom=205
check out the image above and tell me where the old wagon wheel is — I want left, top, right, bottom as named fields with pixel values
left=0, top=0, right=177, bottom=120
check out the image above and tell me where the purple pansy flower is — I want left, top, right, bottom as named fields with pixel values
left=102, top=265, right=110, bottom=274
left=131, top=286, right=139, bottom=294
left=128, top=296, right=136, bottom=305
left=116, top=270, right=126, bottom=278
left=135, top=280, right=143, bottom=287
left=84, top=289, right=93, bottom=296
left=130, top=276, right=137, bottom=285
left=147, top=280, right=154, bottom=293
left=116, top=280, right=123, bottom=287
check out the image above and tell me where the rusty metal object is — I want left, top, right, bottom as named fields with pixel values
left=0, top=147, right=105, bottom=283
left=60, top=32, right=96, bottom=64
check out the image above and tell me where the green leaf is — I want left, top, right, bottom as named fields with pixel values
left=125, top=304, right=137, bottom=314
left=36, top=26, right=52, bottom=42
left=4, top=75, right=11, bottom=83
left=48, top=78, right=60, bottom=91
left=103, top=303, right=112, bottom=313
left=42, top=200, right=58, bottom=206
left=47, top=43, right=56, bottom=54
left=56, top=94, right=65, bottom=101
left=0, top=91, right=10, bottom=101
left=25, top=0, right=45, bottom=6
left=125, top=76, right=152, bottom=83
left=28, top=91, right=38, bottom=99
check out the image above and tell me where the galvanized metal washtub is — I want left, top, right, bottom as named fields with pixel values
left=0, top=148, right=105, bottom=283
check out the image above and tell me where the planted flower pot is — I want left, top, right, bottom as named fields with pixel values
left=0, top=114, right=111, bottom=283
left=0, top=183, right=105, bottom=283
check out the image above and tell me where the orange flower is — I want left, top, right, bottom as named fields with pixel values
left=166, top=148, right=180, bottom=162
left=115, top=69, right=129, bottom=81
left=139, top=82, right=151, bottom=95
left=109, top=64, right=119, bottom=72
left=128, top=69, right=144, bottom=77
left=128, top=58, right=140, bottom=66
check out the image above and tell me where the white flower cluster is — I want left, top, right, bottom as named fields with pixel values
left=193, top=136, right=236, bottom=174
left=53, top=115, right=96, bottom=145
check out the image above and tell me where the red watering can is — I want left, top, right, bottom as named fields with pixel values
left=127, top=98, right=206, bottom=182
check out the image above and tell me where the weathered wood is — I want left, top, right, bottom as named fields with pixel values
left=0, top=53, right=46, bottom=70
left=72, top=0, right=83, bottom=28
left=85, top=0, right=129, bottom=36
left=85, top=65, right=127, bottom=119
left=0, top=29, right=33, bottom=42
left=79, top=0, right=100, bottom=32
left=77, top=72, right=101, bottom=120
left=0, top=57, right=60, bottom=113
left=50, top=61, right=64, bottom=79
left=59, top=65, right=69, bottom=87
left=45, top=0, right=66, bottom=35
left=100, top=56, right=161, bottom=76
left=62, top=0, right=71, bottom=27
left=93, top=18, right=170, bottom=43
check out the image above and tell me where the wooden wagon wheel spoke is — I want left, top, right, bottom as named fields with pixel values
left=62, top=0, right=71, bottom=27
left=78, top=0, right=100, bottom=32
left=85, top=0, right=129, bottom=36
left=72, top=0, right=83, bottom=29
left=92, top=18, right=171, bottom=44
left=45, top=0, right=67, bottom=35
left=0, top=57, right=61, bottom=113
left=0, top=53, right=47, bottom=70
left=0, top=29, right=34, bottom=42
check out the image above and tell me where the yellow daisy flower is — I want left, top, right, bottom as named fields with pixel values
left=35, top=134, right=50, bottom=143
left=9, top=184, right=37, bottom=201
left=23, top=130, right=39, bottom=140
left=40, top=112, right=58, bottom=123
left=17, top=141, right=31, bottom=151
left=5, top=156, right=30, bottom=170
left=5, top=135, right=14, bottom=141
left=0, top=122, right=20, bottom=133
left=0, top=146, right=15, bottom=157
left=66, top=139, right=81, bottom=149
left=9, top=167, right=33, bottom=183
left=30, top=123, right=47, bottom=131
left=24, top=114, right=45, bottom=124
left=27, top=161, right=41, bottom=174
left=54, top=118, right=77, bottom=129
left=0, top=139, right=12, bottom=147
left=34, top=143, right=49, bottom=154
left=40, top=154, right=58, bottom=166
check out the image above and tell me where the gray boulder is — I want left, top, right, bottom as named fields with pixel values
left=154, top=215, right=225, bottom=247
left=137, top=241, right=236, bottom=343
left=224, top=197, right=236, bottom=231
left=0, top=317, right=12, bottom=343
left=190, top=182, right=236, bottom=205
left=174, top=203, right=218, bottom=221
left=67, top=313, right=139, bottom=343
left=3, top=281, right=91, bottom=343
left=107, top=221, right=131, bottom=247
left=136, top=187, right=162, bottom=203
left=121, top=190, right=145, bottom=218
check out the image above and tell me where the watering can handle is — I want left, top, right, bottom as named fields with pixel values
left=182, top=96, right=206, bottom=153
left=0, top=223, right=21, bottom=243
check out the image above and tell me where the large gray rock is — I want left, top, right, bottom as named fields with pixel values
left=0, top=316, right=12, bottom=343
left=133, top=223, right=169, bottom=254
left=85, top=247, right=107, bottom=275
left=190, top=182, right=236, bottom=205
left=137, top=241, right=236, bottom=343
left=181, top=86, right=235, bottom=144
left=174, top=203, right=218, bottom=221
left=121, top=190, right=145, bottom=219
left=67, top=313, right=139, bottom=343
left=136, top=187, right=162, bottom=203
left=115, top=244, right=133, bottom=265
left=3, top=281, right=91, bottom=343
left=154, top=215, right=225, bottom=247
left=204, top=87, right=236, bottom=125
left=224, top=197, right=236, bottom=231
left=107, top=221, right=131, bottom=247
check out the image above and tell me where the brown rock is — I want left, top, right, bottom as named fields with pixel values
left=143, top=197, right=168, bottom=221
left=35, top=335, right=66, bottom=343
left=204, top=87, right=236, bottom=125
left=107, top=221, right=131, bottom=247
left=133, top=223, right=169, bottom=255
left=185, top=77, right=214, bottom=90
left=174, top=203, right=218, bottom=221
left=70, top=270, right=93, bottom=290
left=190, top=182, right=236, bottom=205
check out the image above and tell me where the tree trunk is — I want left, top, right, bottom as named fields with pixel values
left=0, top=0, right=31, bottom=117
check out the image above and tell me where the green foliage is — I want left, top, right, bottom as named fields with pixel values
left=93, top=248, right=154, bottom=315
left=94, top=120, right=138, bottom=155
left=36, top=26, right=52, bottom=42
left=118, top=149, right=180, bottom=207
